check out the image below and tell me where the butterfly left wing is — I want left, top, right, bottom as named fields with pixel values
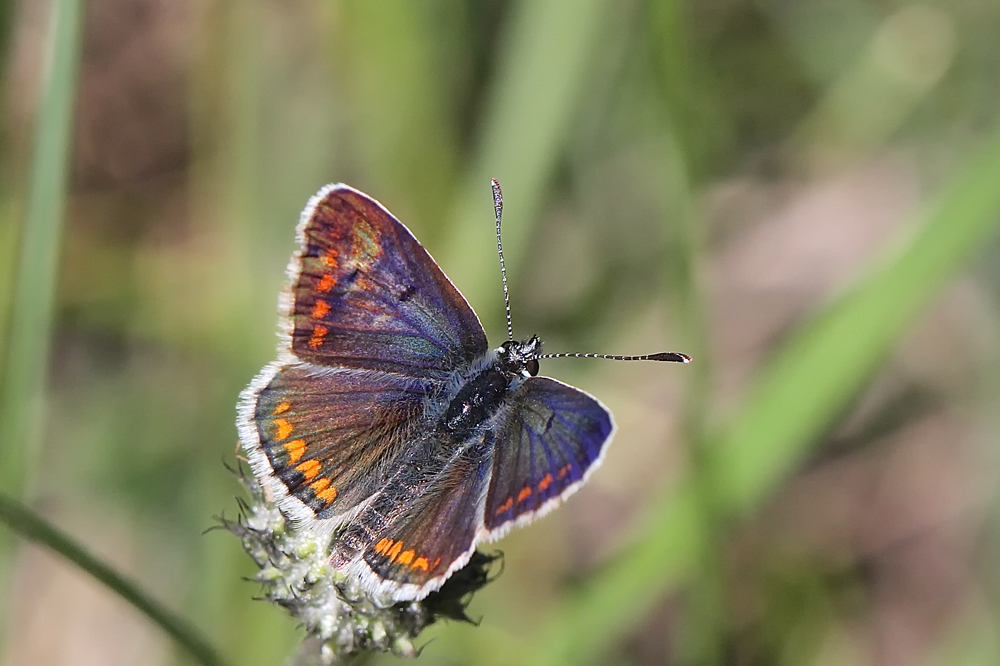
left=483, top=377, right=615, bottom=537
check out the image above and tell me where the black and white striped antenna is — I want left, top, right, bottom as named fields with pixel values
left=490, top=179, right=691, bottom=365
left=492, top=178, right=514, bottom=342
left=535, top=351, right=691, bottom=363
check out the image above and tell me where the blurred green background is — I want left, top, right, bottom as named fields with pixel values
left=2, top=0, right=1000, bottom=664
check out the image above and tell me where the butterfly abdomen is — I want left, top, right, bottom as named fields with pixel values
left=331, top=445, right=460, bottom=567
left=332, top=493, right=397, bottom=567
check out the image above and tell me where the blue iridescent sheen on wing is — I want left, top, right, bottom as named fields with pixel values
left=254, top=363, right=434, bottom=518
left=484, top=377, right=614, bottom=532
left=291, top=187, right=487, bottom=378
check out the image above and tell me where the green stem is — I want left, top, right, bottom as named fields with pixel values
left=0, top=0, right=83, bottom=498
left=650, top=1, right=727, bottom=662
left=0, top=492, right=228, bottom=666
left=0, top=0, right=87, bottom=653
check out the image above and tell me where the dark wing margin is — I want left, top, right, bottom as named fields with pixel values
left=284, top=184, right=488, bottom=378
left=483, top=377, right=615, bottom=536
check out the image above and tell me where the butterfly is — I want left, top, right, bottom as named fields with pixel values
left=236, top=181, right=690, bottom=602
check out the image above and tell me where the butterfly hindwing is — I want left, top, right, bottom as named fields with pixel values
left=484, top=377, right=615, bottom=535
left=287, top=185, right=488, bottom=377
left=354, top=442, right=492, bottom=600
left=243, top=362, right=434, bottom=525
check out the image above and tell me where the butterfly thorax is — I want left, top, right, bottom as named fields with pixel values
left=440, top=336, right=541, bottom=438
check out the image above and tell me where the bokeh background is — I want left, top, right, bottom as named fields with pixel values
left=2, top=1, right=1000, bottom=665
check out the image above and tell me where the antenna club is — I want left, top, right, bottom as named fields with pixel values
left=650, top=352, right=693, bottom=363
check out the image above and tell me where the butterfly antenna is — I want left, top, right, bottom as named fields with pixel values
left=534, top=351, right=692, bottom=363
left=492, top=178, right=514, bottom=342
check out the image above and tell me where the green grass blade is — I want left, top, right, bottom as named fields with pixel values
left=0, top=0, right=86, bottom=654
left=714, top=124, right=1000, bottom=509
left=441, top=0, right=611, bottom=331
left=522, top=121, right=1000, bottom=666
left=0, top=0, right=85, bottom=498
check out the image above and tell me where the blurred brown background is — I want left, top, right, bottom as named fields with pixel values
left=1, top=1, right=999, bottom=665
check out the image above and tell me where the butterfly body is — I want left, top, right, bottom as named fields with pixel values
left=238, top=184, right=616, bottom=602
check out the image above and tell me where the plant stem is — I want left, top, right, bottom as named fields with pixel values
left=0, top=492, right=229, bottom=666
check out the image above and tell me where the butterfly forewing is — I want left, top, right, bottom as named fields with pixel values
left=289, top=186, right=488, bottom=377
left=484, top=377, right=614, bottom=535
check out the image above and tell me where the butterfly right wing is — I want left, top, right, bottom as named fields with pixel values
left=329, top=377, right=615, bottom=601
left=483, top=377, right=615, bottom=538
left=238, top=361, right=435, bottom=527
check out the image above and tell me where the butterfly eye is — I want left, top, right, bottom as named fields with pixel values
left=526, top=359, right=539, bottom=376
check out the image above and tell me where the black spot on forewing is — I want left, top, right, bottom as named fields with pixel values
left=398, top=285, right=417, bottom=301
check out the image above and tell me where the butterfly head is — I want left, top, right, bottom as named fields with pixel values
left=497, top=336, right=541, bottom=378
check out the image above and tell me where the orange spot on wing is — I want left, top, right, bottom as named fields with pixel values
left=274, top=418, right=293, bottom=441
left=412, top=557, right=429, bottom=571
left=396, top=550, right=415, bottom=566
left=316, top=273, right=335, bottom=292
left=495, top=497, right=513, bottom=515
left=322, top=249, right=339, bottom=268
left=283, top=439, right=305, bottom=464
left=557, top=464, right=572, bottom=480
left=273, top=402, right=291, bottom=415
left=375, top=538, right=393, bottom=555
left=308, top=325, right=328, bottom=349
left=537, top=474, right=554, bottom=492
left=517, top=486, right=532, bottom=503
left=296, top=459, right=320, bottom=481
left=387, top=541, right=403, bottom=563
left=311, top=299, right=330, bottom=319
left=311, top=478, right=338, bottom=503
